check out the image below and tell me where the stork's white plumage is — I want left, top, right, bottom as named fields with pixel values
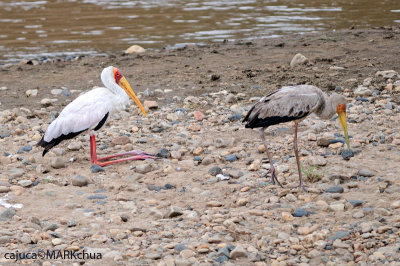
left=39, top=66, right=156, bottom=166
left=243, top=85, right=351, bottom=190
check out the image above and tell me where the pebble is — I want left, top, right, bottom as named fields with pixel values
left=72, top=175, right=88, bottom=187
left=67, top=141, right=81, bottom=151
left=353, top=211, right=365, bottom=218
left=26, top=89, right=38, bottom=97
left=325, top=186, right=344, bottom=193
left=317, top=137, right=330, bottom=147
left=166, top=206, right=183, bottom=218
left=348, top=199, right=364, bottom=207
left=354, top=86, right=372, bottom=96
left=192, top=147, right=203, bottom=156
left=135, top=163, right=152, bottom=174
left=229, top=245, right=247, bottom=259
left=375, top=70, right=398, bottom=79
left=308, top=132, right=317, bottom=141
left=306, top=156, right=327, bottom=166
left=194, top=111, right=205, bottom=121
left=329, top=202, right=345, bottom=212
left=341, top=149, right=354, bottom=160
left=125, top=45, right=145, bottom=54
left=293, top=208, right=308, bottom=217
left=91, top=165, right=104, bottom=173
left=41, top=98, right=52, bottom=107
left=0, top=186, right=10, bottom=193
left=201, top=156, right=214, bottom=165
left=225, top=154, right=237, bottom=162
left=206, top=201, right=223, bottom=207
left=171, top=151, right=182, bottom=160
left=174, top=244, right=188, bottom=252
left=18, top=180, right=32, bottom=187
left=143, top=100, right=158, bottom=109
left=0, top=208, right=15, bottom=220
left=327, top=231, right=349, bottom=241
left=208, top=166, right=222, bottom=176
left=51, top=89, right=62, bottom=95
left=112, top=135, right=130, bottom=145
left=156, top=148, right=170, bottom=158
left=282, top=212, right=294, bottom=221
left=290, top=53, right=308, bottom=67
left=51, top=238, right=63, bottom=246
left=358, top=169, right=374, bottom=177
left=237, top=198, right=249, bottom=206
left=51, top=157, right=66, bottom=169
left=391, top=200, right=400, bottom=209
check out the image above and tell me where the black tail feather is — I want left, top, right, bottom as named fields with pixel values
left=38, top=129, right=86, bottom=157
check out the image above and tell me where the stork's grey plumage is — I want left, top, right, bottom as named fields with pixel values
left=243, top=85, right=350, bottom=190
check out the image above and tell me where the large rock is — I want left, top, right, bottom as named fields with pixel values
left=72, top=175, right=88, bottom=187
left=135, top=163, right=152, bottom=174
left=40, top=98, right=52, bottom=107
left=125, top=45, right=145, bottom=54
left=375, top=70, right=398, bottom=79
left=51, top=157, right=66, bottom=169
left=354, top=86, right=372, bottom=97
left=290, top=53, right=309, bottom=67
left=229, top=245, right=247, bottom=259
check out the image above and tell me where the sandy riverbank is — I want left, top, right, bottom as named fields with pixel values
left=0, top=27, right=400, bottom=265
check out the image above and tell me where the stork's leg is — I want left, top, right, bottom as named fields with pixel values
left=90, top=134, right=157, bottom=167
left=294, top=122, right=307, bottom=191
left=260, top=128, right=283, bottom=188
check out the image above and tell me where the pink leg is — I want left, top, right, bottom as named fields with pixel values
left=90, top=135, right=157, bottom=166
left=98, top=150, right=155, bottom=161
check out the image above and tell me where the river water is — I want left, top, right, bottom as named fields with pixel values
left=0, top=0, right=399, bottom=63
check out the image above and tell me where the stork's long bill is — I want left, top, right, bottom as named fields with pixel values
left=118, top=75, right=146, bottom=116
left=337, top=104, right=350, bottom=150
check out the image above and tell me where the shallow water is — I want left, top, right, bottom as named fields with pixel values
left=0, top=0, right=399, bottom=63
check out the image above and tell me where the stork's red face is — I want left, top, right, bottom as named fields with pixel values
left=113, top=68, right=123, bottom=84
left=112, top=67, right=146, bottom=116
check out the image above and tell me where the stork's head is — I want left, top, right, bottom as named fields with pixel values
left=331, top=93, right=350, bottom=150
left=101, top=66, right=146, bottom=116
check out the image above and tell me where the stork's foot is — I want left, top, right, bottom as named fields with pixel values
left=90, top=150, right=159, bottom=167
left=98, top=150, right=158, bottom=162
left=93, top=154, right=157, bottom=167
left=264, top=166, right=283, bottom=188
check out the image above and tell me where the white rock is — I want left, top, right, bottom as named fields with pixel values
left=40, top=98, right=52, bottom=107
left=354, top=86, right=372, bottom=97
left=329, top=202, right=345, bottom=212
left=26, top=89, right=38, bottom=97
left=375, top=70, right=398, bottom=79
left=125, top=45, right=145, bottom=54
left=67, top=141, right=81, bottom=151
left=290, top=53, right=309, bottom=67
left=51, top=89, right=62, bottom=95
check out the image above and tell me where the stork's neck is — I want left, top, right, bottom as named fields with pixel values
left=101, top=73, right=129, bottom=109
left=315, top=93, right=336, bottom=120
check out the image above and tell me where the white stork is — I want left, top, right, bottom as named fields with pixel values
left=243, top=85, right=351, bottom=190
left=38, top=66, right=157, bottom=166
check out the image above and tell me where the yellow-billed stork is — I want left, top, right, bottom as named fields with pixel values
left=38, top=66, right=157, bottom=166
left=243, top=85, right=351, bottom=190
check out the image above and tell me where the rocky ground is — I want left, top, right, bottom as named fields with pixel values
left=0, top=26, right=400, bottom=265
